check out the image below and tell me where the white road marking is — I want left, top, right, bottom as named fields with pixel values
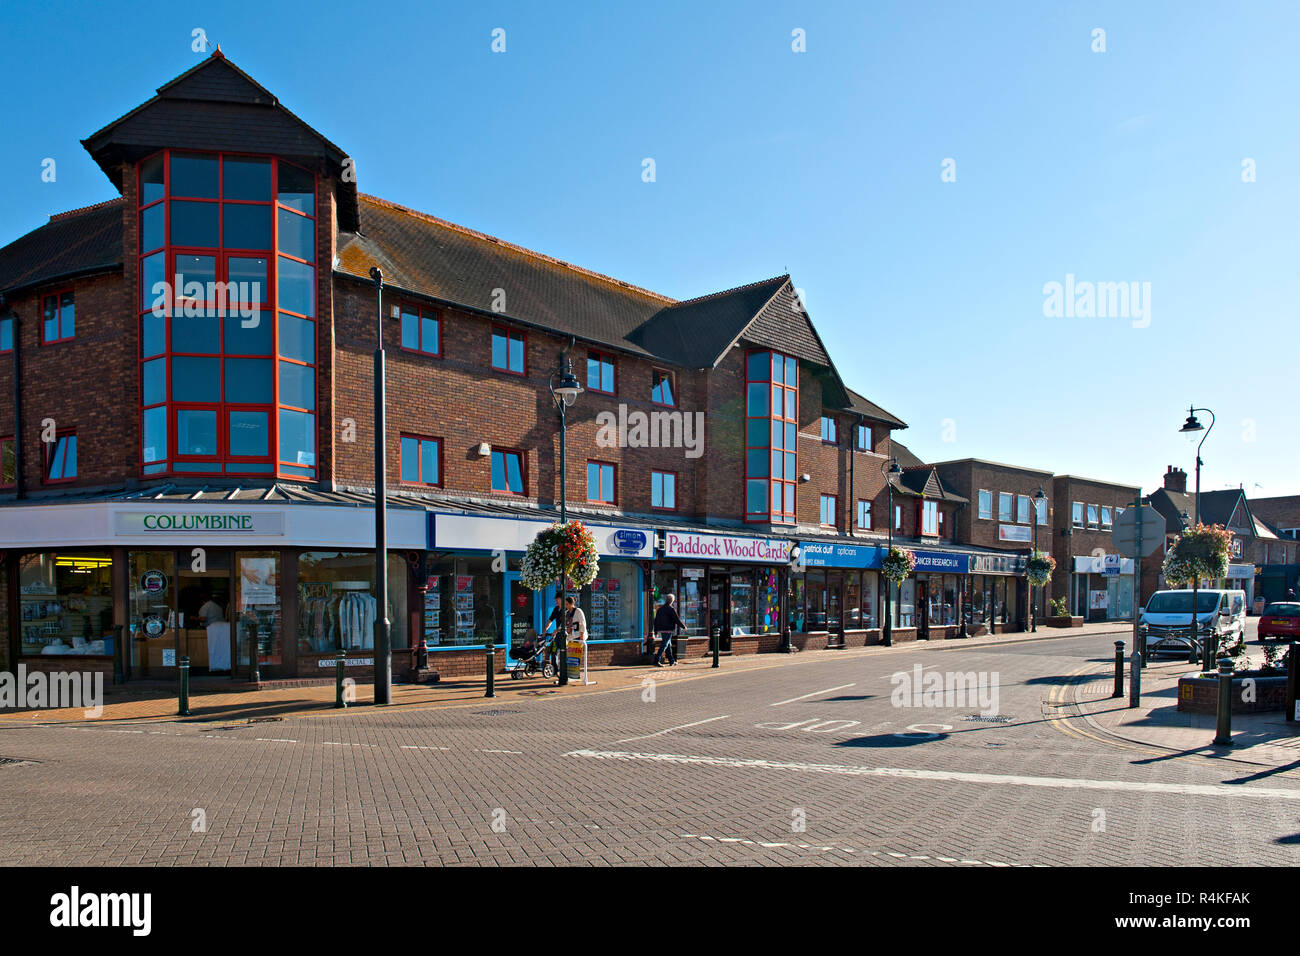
left=479, top=749, right=524, bottom=755
left=770, top=684, right=856, bottom=707
left=615, top=715, right=730, bottom=743
left=680, top=833, right=1025, bottom=864
left=255, top=738, right=298, bottom=743
left=569, top=750, right=1300, bottom=801
left=400, top=745, right=450, bottom=751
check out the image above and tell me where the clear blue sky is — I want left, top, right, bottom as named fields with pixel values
left=4, top=0, right=1297, bottom=496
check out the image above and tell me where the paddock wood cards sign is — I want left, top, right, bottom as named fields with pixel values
left=663, top=532, right=790, bottom=564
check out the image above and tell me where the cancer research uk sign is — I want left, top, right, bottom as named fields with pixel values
left=663, top=532, right=790, bottom=564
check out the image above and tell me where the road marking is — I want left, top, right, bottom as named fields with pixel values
left=479, top=749, right=524, bottom=755
left=615, top=715, right=730, bottom=743
left=770, top=684, right=856, bottom=707
left=254, top=738, right=298, bottom=743
left=568, top=750, right=1300, bottom=801
left=399, top=745, right=451, bottom=751
left=677, top=833, right=1041, bottom=867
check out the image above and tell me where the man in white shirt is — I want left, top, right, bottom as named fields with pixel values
left=198, top=592, right=225, bottom=626
left=564, top=596, right=588, bottom=643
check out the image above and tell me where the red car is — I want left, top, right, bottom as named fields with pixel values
left=1259, top=603, right=1300, bottom=641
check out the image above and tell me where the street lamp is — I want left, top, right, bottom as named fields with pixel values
left=1178, top=406, right=1214, bottom=526
left=548, top=356, right=583, bottom=686
left=370, top=267, right=392, bottom=705
left=881, top=456, right=903, bottom=647
left=1030, top=485, right=1046, bottom=633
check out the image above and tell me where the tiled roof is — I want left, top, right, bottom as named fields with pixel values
left=845, top=387, right=907, bottom=429
left=0, top=200, right=123, bottom=295
left=888, top=440, right=926, bottom=470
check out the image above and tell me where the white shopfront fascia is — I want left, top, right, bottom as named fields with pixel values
left=0, top=502, right=428, bottom=550
left=429, top=513, right=656, bottom=559
left=1072, top=555, right=1135, bottom=575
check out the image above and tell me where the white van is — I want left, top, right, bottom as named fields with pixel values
left=1140, top=589, right=1246, bottom=657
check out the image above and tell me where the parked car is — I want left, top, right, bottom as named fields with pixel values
left=1139, top=588, right=1246, bottom=657
left=1258, top=602, right=1300, bottom=642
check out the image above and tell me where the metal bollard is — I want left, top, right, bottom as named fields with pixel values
left=712, top=629, right=720, bottom=669
left=1286, top=643, right=1299, bottom=725
left=485, top=642, right=496, bottom=698
left=1213, top=657, right=1234, bottom=747
left=334, top=650, right=347, bottom=709
left=1112, top=641, right=1125, bottom=698
left=178, top=655, right=191, bottom=716
left=1128, top=649, right=1142, bottom=708
left=557, top=634, right=568, bottom=686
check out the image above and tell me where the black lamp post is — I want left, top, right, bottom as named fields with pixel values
left=881, top=456, right=903, bottom=646
left=1030, top=485, right=1046, bottom=633
left=549, top=356, right=583, bottom=686
left=1178, top=407, right=1215, bottom=672
left=370, top=267, right=392, bottom=705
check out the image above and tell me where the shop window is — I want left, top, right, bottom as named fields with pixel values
left=44, top=432, right=77, bottom=482
left=856, top=424, right=872, bottom=452
left=922, top=499, right=939, bottom=536
left=41, top=290, right=75, bottom=344
left=820, top=494, right=837, bottom=527
left=1, top=436, right=14, bottom=487
left=1101, top=506, right=1113, bottom=531
left=0, top=314, right=12, bottom=352
left=400, top=435, right=442, bottom=486
left=400, top=305, right=440, bottom=356
left=857, top=499, right=872, bottom=530
left=298, top=551, right=408, bottom=654
left=491, top=326, right=525, bottom=374
left=586, top=460, right=616, bottom=504
left=999, top=492, right=1014, bottom=522
left=18, top=552, right=114, bottom=656
left=491, top=448, right=526, bottom=495
left=651, top=368, right=675, bottom=406
left=756, top=567, right=781, bottom=634
left=1087, top=504, right=1100, bottom=529
left=651, top=470, right=676, bottom=510
left=1072, top=501, right=1085, bottom=529
left=587, top=351, right=615, bottom=395
left=422, top=556, right=503, bottom=646
left=583, top=566, right=639, bottom=641
left=1017, top=495, right=1031, bottom=525
left=745, top=349, right=797, bottom=524
left=820, top=416, right=838, bottom=444
left=978, top=489, right=992, bottom=520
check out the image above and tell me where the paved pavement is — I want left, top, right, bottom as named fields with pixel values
left=1, top=621, right=1297, bottom=866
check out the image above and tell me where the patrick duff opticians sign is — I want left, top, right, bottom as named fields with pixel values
left=115, top=512, right=285, bottom=534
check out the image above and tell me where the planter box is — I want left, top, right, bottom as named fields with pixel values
left=1044, top=616, right=1084, bottom=628
left=1177, top=672, right=1288, bottom=714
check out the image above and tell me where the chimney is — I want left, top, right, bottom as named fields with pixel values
left=1163, top=465, right=1187, bottom=493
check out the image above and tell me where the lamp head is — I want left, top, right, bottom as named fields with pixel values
left=1179, top=407, right=1203, bottom=434
left=552, top=360, right=583, bottom=407
left=886, top=457, right=903, bottom=478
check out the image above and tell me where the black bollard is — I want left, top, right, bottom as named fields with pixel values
left=1286, top=643, right=1299, bottom=725
left=1128, top=649, right=1142, bottom=708
left=485, top=641, right=496, bottom=698
left=335, top=649, right=347, bottom=709
left=178, top=655, right=191, bottom=717
left=1112, top=641, right=1125, bottom=698
left=1213, top=657, right=1234, bottom=747
left=712, top=629, right=719, bottom=669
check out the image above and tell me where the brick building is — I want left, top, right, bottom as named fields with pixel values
left=1248, top=495, right=1300, bottom=602
left=0, top=51, right=1051, bottom=683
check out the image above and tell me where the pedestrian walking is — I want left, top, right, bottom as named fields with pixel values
left=564, top=595, right=588, bottom=643
left=652, top=593, right=684, bottom=667
left=543, top=594, right=565, bottom=672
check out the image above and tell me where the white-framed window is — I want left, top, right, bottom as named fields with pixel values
left=922, top=500, right=939, bottom=536
left=1035, top=497, right=1047, bottom=526
left=1072, top=501, right=1084, bottom=529
left=820, top=494, right=837, bottom=526
left=978, top=489, right=992, bottom=520
left=857, top=499, right=872, bottom=530
left=1101, top=506, right=1113, bottom=531
left=820, top=416, right=838, bottom=444
left=1017, top=495, right=1031, bottom=524
left=999, top=492, right=1014, bottom=522
left=1087, top=504, right=1099, bottom=529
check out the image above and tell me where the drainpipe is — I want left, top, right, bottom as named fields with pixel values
left=849, top=416, right=860, bottom=533
left=4, top=296, right=21, bottom=499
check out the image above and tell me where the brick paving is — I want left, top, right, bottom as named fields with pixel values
left=1, top=622, right=1297, bottom=866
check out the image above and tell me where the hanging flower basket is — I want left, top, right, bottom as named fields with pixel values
left=881, top=546, right=917, bottom=585
left=520, top=521, right=600, bottom=592
left=1162, top=523, right=1232, bottom=586
left=1026, top=551, right=1056, bottom=587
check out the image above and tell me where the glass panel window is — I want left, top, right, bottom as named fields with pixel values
left=746, top=479, right=768, bottom=515
left=820, top=416, right=837, bottom=443
left=141, top=203, right=165, bottom=252
left=857, top=499, right=872, bottom=529
left=1036, top=497, right=1048, bottom=526
left=277, top=161, right=315, bottom=214
left=1073, top=501, right=1085, bottom=528
left=298, top=552, right=408, bottom=653
left=491, top=328, right=525, bottom=373
left=747, top=351, right=770, bottom=381
left=923, top=500, right=939, bottom=536
left=401, top=435, right=441, bottom=486
left=278, top=409, right=316, bottom=467
left=172, top=315, right=220, bottom=354
left=142, top=407, right=167, bottom=463
left=998, top=492, right=1014, bottom=522
left=587, top=353, right=615, bottom=394
left=227, top=257, right=269, bottom=303
left=1101, top=506, right=1113, bottom=531
left=277, top=257, right=315, bottom=317
left=820, top=494, right=837, bottom=526
left=172, top=358, right=221, bottom=402
left=279, top=314, right=314, bottom=363
left=277, top=360, right=314, bottom=410
left=177, top=410, right=218, bottom=456
left=652, top=369, right=675, bottom=405
left=170, top=200, right=219, bottom=247
left=223, top=203, right=272, bottom=250
left=224, top=311, right=273, bottom=356
left=228, top=410, right=269, bottom=457
left=42, top=292, right=75, bottom=343
left=1087, top=504, right=1100, bottom=529
left=223, top=359, right=273, bottom=404
left=140, top=153, right=165, bottom=204
left=170, top=153, right=219, bottom=198
left=491, top=450, right=525, bottom=494
left=142, top=358, right=167, bottom=406
left=652, top=471, right=676, bottom=509
left=587, top=461, right=615, bottom=503
left=978, top=489, right=993, bottom=520
left=400, top=306, right=438, bottom=355
left=18, top=553, right=114, bottom=656
left=1017, top=495, right=1031, bottom=524
left=747, top=383, right=769, bottom=416
left=222, top=157, right=271, bottom=201
left=1, top=437, right=15, bottom=485
left=277, top=207, right=314, bottom=261
left=141, top=252, right=166, bottom=312
left=175, top=254, right=217, bottom=292
left=45, top=434, right=77, bottom=481
left=857, top=424, right=872, bottom=451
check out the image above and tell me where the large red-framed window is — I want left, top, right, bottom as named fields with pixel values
left=651, top=470, right=676, bottom=510
left=820, top=494, right=837, bottom=527
left=400, top=434, right=442, bottom=486
left=586, top=351, right=616, bottom=395
left=41, top=290, right=75, bottom=344
left=745, top=349, right=797, bottom=524
left=400, top=304, right=440, bottom=357
left=491, top=326, right=526, bottom=375
left=43, top=430, right=77, bottom=483
left=490, top=448, right=526, bottom=495
left=136, top=149, right=317, bottom=479
left=586, top=460, right=616, bottom=504
left=651, top=368, right=675, bottom=407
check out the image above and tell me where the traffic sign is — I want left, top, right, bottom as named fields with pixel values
left=1113, top=506, right=1165, bottom=558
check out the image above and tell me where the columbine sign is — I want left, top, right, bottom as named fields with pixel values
left=115, top=512, right=285, bottom=534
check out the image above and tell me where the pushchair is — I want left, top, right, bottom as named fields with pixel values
left=507, top=628, right=556, bottom=679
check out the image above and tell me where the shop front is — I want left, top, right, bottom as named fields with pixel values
left=1071, top=555, right=1136, bottom=622
left=908, top=550, right=970, bottom=640
left=425, top=512, right=656, bottom=675
left=965, top=552, right=1027, bottom=634
left=793, top=541, right=883, bottom=648
left=2, top=497, right=427, bottom=683
left=654, top=530, right=790, bottom=656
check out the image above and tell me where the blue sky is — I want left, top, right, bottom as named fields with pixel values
left=4, top=0, right=1298, bottom=496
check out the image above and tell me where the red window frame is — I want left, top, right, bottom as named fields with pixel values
left=400, top=433, right=443, bottom=487
left=745, top=349, right=797, bottom=525
left=0, top=314, right=13, bottom=353
left=134, top=149, right=319, bottom=481
left=490, top=447, right=527, bottom=496
left=586, top=460, right=617, bottom=505
left=856, top=423, right=872, bottom=452
left=894, top=503, right=904, bottom=534
left=586, top=351, right=616, bottom=396
left=40, top=289, right=75, bottom=345
left=399, top=303, right=441, bottom=358
left=820, top=416, right=838, bottom=445
left=651, top=469, right=677, bottom=511
left=43, top=430, right=77, bottom=484
left=0, top=435, right=15, bottom=487
left=491, top=325, right=526, bottom=376
left=856, top=498, right=872, bottom=530
left=921, top=499, right=939, bottom=537
left=651, top=368, right=676, bottom=407
left=820, top=494, right=838, bottom=528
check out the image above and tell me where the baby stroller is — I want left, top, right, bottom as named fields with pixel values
left=508, top=628, right=556, bottom=680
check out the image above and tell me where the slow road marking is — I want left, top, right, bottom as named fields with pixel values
left=770, top=684, right=856, bottom=707
left=615, top=715, right=730, bottom=744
